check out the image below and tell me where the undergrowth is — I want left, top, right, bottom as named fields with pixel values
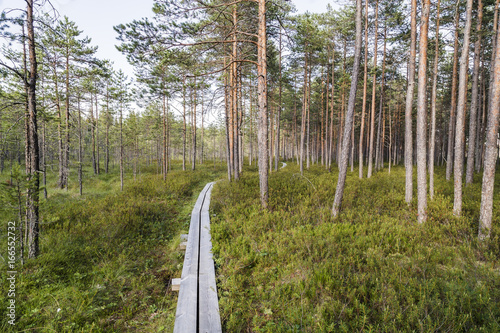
left=0, top=162, right=225, bottom=332
left=211, top=163, right=500, bottom=332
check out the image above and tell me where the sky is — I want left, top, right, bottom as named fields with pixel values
left=1, top=0, right=336, bottom=79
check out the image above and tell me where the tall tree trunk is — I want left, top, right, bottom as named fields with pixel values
left=78, top=94, right=83, bottom=196
left=367, top=0, right=379, bottom=178
left=275, top=28, right=282, bottom=171
left=163, top=92, right=167, bottom=180
left=478, top=16, right=500, bottom=239
left=429, top=0, right=441, bottom=200
left=405, top=0, right=417, bottom=203
left=329, top=46, right=335, bottom=171
left=416, top=0, right=431, bottom=224
left=306, top=71, right=311, bottom=169
left=300, top=53, right=308, bottom=175
left=201, top=95, right=204, bottom=164
left=446, top=1, right=461, bottom=181
left=64, top=47, right=70, bottom=188
left=26, top=0, right=40, bottom=258
left=466, top=0, right=483, bottom=185
left=192, top=78, right=197, bottom=171
left=95, top=91, right=100, bottom=175
left=120, top=104, right=124, bottom=191
left=453, top=0, right=473, bottom=216
left=105, top=82, right=110, bottom=173
left=182, top=77, right=187, bottom=171
left=332, top=0, right=362, bottom=217
left=257, top=0, right=269, bottom=208
left=91, top=92, right=96, bottom=175
left=359, top=0, right=369, bottom=178
left=375, top=26, right=387, bottom=171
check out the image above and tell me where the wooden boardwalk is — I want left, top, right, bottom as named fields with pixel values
left=174, top=182, right=222, bottom=333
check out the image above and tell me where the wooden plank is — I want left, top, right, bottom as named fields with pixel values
left=174, top=183, right=212, bottom=333
left=172, top=278, right=181, bottom=292
left=198, top=183, right=222, bottom=332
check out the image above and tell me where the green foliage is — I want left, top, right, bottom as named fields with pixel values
left=0, top=163, right=225, bottom=332
left=211, top=164, right=500, bottom=332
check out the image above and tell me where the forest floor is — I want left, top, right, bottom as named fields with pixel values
left=211, top=163, right=500, bottom=332
left=0, top=162, right=498, bottom=332
left=0, top=162, right=225, bottom=332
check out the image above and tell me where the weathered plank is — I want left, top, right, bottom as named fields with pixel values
left=198, top=184, right=222, bottom=332
left=172, top=278, right=181, bottom=291
left=174, top=182, right=222, bottom=333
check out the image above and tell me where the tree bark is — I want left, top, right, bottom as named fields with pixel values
left=466, top=0, right=483, bottom=185
left=332, top=0, right=362, bottom=217
left=375, top=26, right=387, bottom=171
left=405, top=0, right=417, bottom=204
left=446, top=1, right=461, bottom=181
left=359, top=0, right=369, bottom=178
left=453, top=0, right=473, bottom=216
left=275, top=28, right=282, bottom=171
left=478, top=15, right=500, bottom=240
left=367, top=0, right=379, bottom=178
left=257, top=0, right=268, bottom=208
left=300, top=53, right=308, bottom=175
left=416, top=0, right=431, bottom=224
left=429, top=0, right=441, bottom=200
left=26, top=0, right=40, bottom=258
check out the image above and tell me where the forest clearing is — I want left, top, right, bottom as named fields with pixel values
left=1, top=0, right=500, bottom=331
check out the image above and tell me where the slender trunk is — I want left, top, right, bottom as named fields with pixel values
left=329, top=46, right=335, bottom=171
left=163, top=92, right=167, bottom=180
left=375, top=26, right=387, bottom=171
left=359, top=0, right=369, bottom=178
left=275, top=28, right=282, bottom=171
left=446, top=1, right=461, bottom=181
left=78, top=95, right=83, bottom=196
left=192, top=78, right=197, bottom=171
left=26, top=0, right=40, bottom=258
left=257, top=0, right=269, bottom=208
left=416, top=0, right=431, bottom=223
left=466, top=0, right=483, bottom=184
left=300, top=53, right=308, bottom=175
left=64, top=48, right=70, bottom=188
left=120, top=104, right=124, bottom=191
left=477, top=63, right=487, bottom=172
left=201, top=95, right=204, bottom=164
left=105, top=82, right=110, bottom=173
left=367, top=0, right=379, bottom=178
left=405, top=0, right=417, bottom=203
left=332, top=0, right=362, bottom=216
left=453, top=0, right=473, bottom=216
left=91, top=92, right=96, bottom=175
left=478, top=15, right=500, bottom=239
left=182, top=77, right=187, bottom=171
left=95, top=91, right=99, bottom=175
left=306, top=71, right=311, bottom=169
left=429, top=0, right=441, bottom=200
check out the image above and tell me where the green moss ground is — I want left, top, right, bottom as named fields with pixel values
left=211, top=164, right=500, bottom=332
left=0, top=162, right=225, bottom=332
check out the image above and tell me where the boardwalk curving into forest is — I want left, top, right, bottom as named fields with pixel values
left=174, top=182, right=222, bottom=333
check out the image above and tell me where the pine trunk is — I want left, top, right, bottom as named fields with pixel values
left=332, top=0, right=362, bottom=217
left=453, top=0, right=473, bottom=216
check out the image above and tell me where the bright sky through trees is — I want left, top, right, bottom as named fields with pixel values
left=0, top=0, right=334, bottom=79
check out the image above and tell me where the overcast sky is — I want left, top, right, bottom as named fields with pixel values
left=1, top=0, right=337, bottom=79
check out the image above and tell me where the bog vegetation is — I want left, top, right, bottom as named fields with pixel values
left=0, top=163, right=225, bottom=331
left=211, top=165, right=500, bottom=331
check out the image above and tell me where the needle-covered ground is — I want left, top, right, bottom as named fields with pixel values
left=211, top=164, right=500, bottom=332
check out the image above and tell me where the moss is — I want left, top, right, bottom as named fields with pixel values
left=212, top=164, right=500, bottom=332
